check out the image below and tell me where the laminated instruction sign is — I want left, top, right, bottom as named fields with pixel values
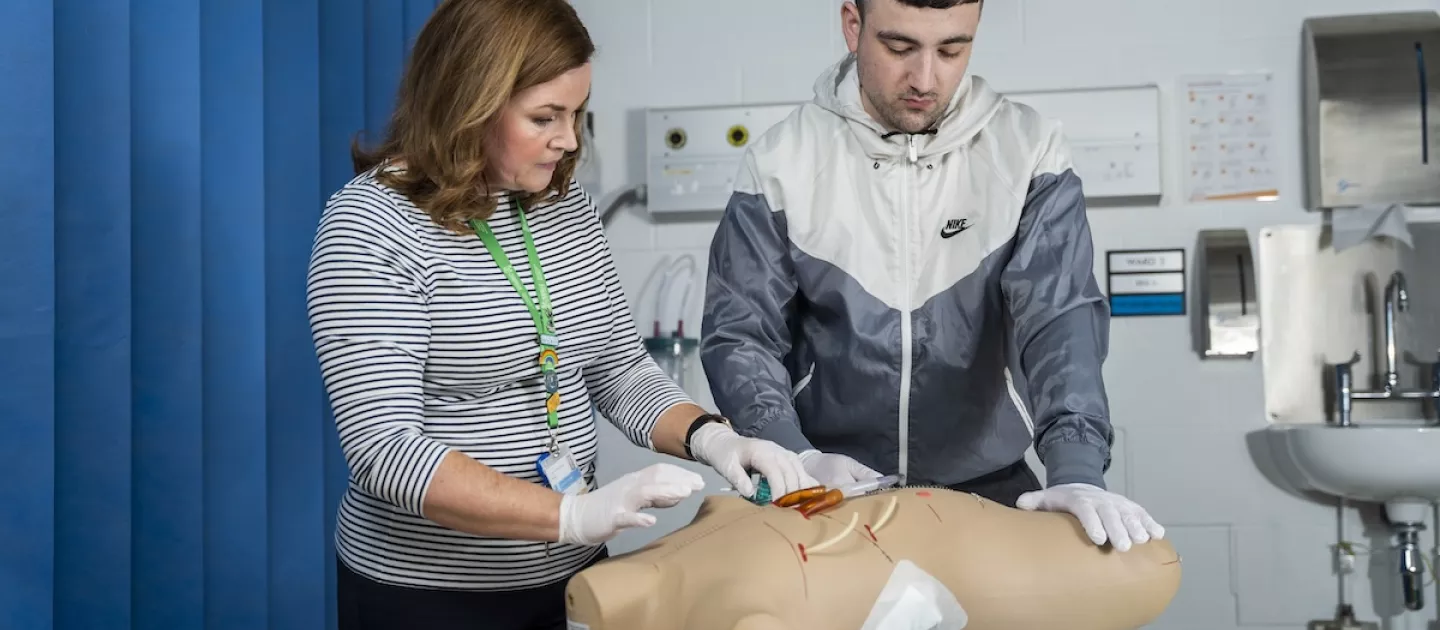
left=1105, top=249, right=1186, bottom=317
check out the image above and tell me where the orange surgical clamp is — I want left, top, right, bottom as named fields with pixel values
left=773, top=486, right=828, bottom=508
left=795, top=489, right=844, bottom=517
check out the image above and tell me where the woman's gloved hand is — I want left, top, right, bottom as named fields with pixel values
left=797, top=449, right=883, bottom=488
left=687, top=423, right=819, bottom=500
left=557, top=463, right=704, bottom=546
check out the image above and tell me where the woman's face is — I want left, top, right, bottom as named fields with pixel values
left=485, top=62, right=592, bottom=194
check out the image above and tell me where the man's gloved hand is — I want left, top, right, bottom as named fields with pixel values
left=557, top=463, right=704, bottom=546
left=797, top=449, right=883, bottom=488
left=688, top=422, right=819, bottom=500
left=1015, top=483, right=1165, bottom=552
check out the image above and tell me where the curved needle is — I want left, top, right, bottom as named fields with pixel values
left=808, top=512, right=859, bottom=554
left=870, top=496, right=899, bottom=534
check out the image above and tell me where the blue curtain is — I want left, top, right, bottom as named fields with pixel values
left=0, top=1, right=436, bottom=629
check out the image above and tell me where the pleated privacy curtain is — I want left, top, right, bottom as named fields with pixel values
left=0, top=1, right=438, bottom=629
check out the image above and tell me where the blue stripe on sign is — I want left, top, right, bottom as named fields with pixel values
left=1110, top=293, right=1185, bottom=316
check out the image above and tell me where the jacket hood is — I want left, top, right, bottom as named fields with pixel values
left=811, top=53, right=1003, bottom=161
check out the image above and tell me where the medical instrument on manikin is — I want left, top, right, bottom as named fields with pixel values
left=837, top=475, right=902, bottom=499
left=768, top=475, right=903, bottom=517
left=724, top=473, right=904, bottom=514
left=720, top=473, right=773, bottom=505
left=773, top=486, right=829, bottom=508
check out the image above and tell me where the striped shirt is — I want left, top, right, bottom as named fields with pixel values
left=306, top=168, right=691, bottom=590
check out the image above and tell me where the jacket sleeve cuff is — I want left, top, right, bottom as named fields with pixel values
left=740, top=412, right=815, bottom=454
left=1042, top=441, right=1109, bottom=489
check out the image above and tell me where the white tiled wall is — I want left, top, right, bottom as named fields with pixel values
left=571, top=1, right=1440, bottom=627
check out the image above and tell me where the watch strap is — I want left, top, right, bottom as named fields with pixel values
left=683, top=413, right=729, bottom=459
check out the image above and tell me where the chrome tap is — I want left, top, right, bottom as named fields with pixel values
left=1383, top=271, right=1408, bottom=392
left=1332, top=352, right=1360, bottom=427
left=1325, top=270, right=1440, bottom=426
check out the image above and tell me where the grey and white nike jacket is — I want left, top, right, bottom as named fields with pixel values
left=699, top=54, right=1114, bottom=489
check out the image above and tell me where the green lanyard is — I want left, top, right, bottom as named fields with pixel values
left=470, top=208, right=563, bottom=445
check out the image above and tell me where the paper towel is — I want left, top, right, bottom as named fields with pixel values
left=861, top=560, right=968, bottom=630
left=1332, top=203, right=1413, bottom=252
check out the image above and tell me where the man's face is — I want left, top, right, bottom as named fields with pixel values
left=842, top=0, right=981, bottom=133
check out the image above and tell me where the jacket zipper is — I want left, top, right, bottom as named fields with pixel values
left=897, top=135, right=918, bottom=484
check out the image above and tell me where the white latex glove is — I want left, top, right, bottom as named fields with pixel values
left=797, top=449, right=883, bottom=488
left=557, top=462, right=704, bottom=546
left=1015, top=483, right=1166, bottom=552
left=688, top=422, right=819, bottom=500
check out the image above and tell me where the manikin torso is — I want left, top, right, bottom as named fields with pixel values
left=565, top=486, right=1181, bottom=630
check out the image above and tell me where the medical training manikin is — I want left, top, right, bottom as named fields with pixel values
left=564, top=485, right=1181, bottom=630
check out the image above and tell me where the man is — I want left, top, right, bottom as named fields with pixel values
left=699, top=0, right=1165, bottom=552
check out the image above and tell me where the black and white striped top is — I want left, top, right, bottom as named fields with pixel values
left=306, top=168, right=691, bottom=590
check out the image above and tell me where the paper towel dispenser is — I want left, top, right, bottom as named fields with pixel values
left=1303, top=11, right=1440, bottom=209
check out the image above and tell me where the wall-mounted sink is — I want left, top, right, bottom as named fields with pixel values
left=1254, top=219, right=1440, bottom=612
left=1266, top=423, right=1440, bottom=510
left=1265, top=422, right=1440, bottom=611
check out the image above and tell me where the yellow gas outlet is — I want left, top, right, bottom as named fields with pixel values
left=726, top=124, right=749, bottom=147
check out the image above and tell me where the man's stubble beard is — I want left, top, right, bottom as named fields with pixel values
left=869, top=90, right=943, bottom=133
left=857, top=66, right=944, bottom=134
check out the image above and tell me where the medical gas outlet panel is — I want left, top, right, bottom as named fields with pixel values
left=645, top=103, right=800, bottom=215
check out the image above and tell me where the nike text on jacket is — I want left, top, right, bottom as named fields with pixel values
left=699, top=54, right=1114, bottom=489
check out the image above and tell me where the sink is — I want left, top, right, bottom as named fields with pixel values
left=1265, top=422, right=1440, bottom=611
left=1266, top=423, right=1440, bottom=522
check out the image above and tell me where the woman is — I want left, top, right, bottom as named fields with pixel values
left=305, top=0, right=818, bottom=627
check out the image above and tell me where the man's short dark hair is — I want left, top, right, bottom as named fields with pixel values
left=855, top=0, right=982, bottom=20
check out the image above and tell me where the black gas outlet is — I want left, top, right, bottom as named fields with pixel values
left=665, top=127, right=687, bottom=150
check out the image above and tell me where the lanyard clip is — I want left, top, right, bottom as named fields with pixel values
left=547, top=426, right=561, bottom=456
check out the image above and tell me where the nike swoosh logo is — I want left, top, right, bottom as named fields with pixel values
left=940, top=225, right=970, bottom=239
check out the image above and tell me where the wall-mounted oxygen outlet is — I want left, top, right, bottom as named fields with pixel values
left=644, top=103, right=800, bottom=215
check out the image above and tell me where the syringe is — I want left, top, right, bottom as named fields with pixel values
left=836, top=474, right=901, bottom=499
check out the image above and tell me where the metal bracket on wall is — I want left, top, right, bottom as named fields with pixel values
left=1195, top=229, right=1259, bottom=359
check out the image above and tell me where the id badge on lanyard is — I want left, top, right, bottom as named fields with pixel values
left=537, top=443, right=586, bottom=496
left=470, top=210, right=586, bottom=496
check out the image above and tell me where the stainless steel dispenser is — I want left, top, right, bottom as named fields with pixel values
left=1303, top=11, right=1440, bottom=209
left=1196, top=229, right=1258, bottom=359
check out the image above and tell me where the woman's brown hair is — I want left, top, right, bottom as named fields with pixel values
left=352, top=0, right=594, bottom=232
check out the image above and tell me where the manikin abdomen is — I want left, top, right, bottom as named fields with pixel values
left=565, top=487, right=1181, bottom=630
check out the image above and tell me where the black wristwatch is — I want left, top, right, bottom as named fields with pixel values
left=683, top=413, right=731, bottom=459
